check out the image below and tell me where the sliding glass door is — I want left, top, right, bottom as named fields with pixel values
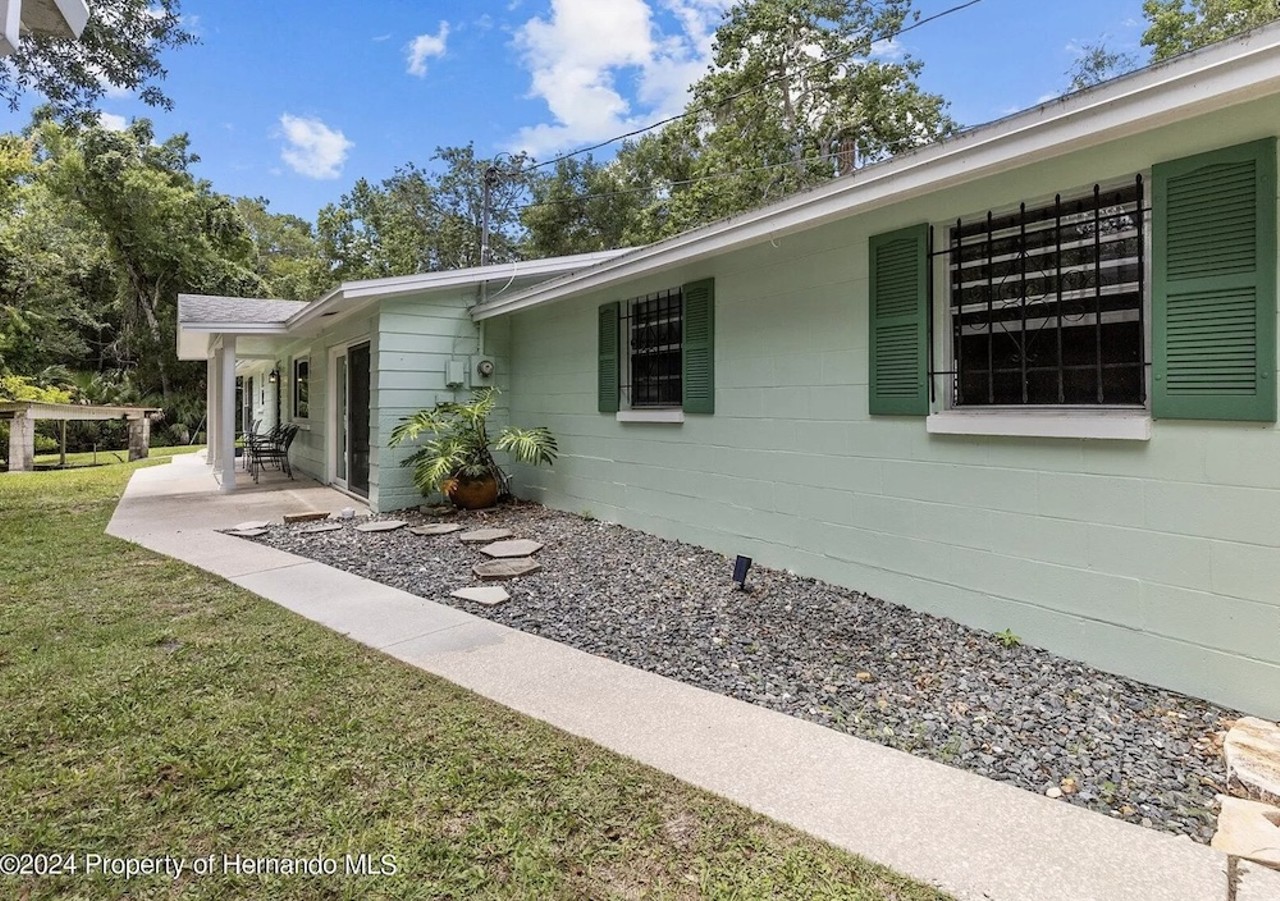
left=331, top=341, right=371, bottom=498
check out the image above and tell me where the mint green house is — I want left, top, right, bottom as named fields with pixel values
left=180, top=25, right=1280, bottom=718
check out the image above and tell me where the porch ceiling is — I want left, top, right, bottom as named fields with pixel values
left=19, top=0, right=90, bottom=39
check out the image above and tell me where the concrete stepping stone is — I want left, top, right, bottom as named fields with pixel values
left=283, top=511, right=331, bottom=524
left=409, top=523, right=465, bottom=536
left=302, top=523, right=344, bottom=534
left=459, top=527, right=513, bottom=544
left=354, top=520, right=407, bottom=533
left=226, top=528, right=268, bottom=538
left=1211, top=795, right=1280, bottom=868
left=472, top=558, right=541, bottom=580
left=1225, top=717, right=1280, bottom=805
left=233, top=520, right=270, bottom=531
left=480, top=539, right=544, bottom=559
left=451, top=586, right=510, bottom=607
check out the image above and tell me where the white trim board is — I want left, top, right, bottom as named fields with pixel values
left=926, top=411, right=1153, bottom=441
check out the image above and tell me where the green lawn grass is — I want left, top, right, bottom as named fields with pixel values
left=0, top=457, right=951, bottom=900
left=30, top=445, right=205, bottom=468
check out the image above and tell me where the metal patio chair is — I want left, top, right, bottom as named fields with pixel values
left=248, top=423, right=298, bottom=483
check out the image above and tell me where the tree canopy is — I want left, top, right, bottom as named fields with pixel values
left=520, top=0, right=953, bottom=253
left=0, top=0, right=196, bottom=124
left=1142, top=0, right=1280, bottom=61
left=1065, top=0, right=1280, bottom=89
left=317, top=146, right=534, bottom=282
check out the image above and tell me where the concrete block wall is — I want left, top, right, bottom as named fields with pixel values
left=500, top=96, right=1280, bottom=717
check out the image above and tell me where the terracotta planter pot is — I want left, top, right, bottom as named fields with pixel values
left=445, top=473, right=500, bottom=509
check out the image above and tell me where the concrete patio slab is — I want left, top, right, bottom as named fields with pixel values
left=106, top=452, right=1247, bottom=901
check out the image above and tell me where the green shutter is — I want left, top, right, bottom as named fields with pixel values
left=682, top=278, right=715, bottom=414
left=1153, top=139, right=1277, bottom=422
left=598, top=301, right=620, bottom=413
left=869, top=224, right=929, bottom=416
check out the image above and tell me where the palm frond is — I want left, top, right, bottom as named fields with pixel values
left=496, top=426, right=559, bottom=467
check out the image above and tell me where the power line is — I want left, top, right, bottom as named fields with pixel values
left=525, top=0, right=984, bottom=172
left=514, top=156, right=825, bottom=212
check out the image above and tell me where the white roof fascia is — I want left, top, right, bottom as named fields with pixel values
left=49, top=0, right=89, bottom=36
left=177, top=323, right=292, bottom=337
left=176, top=323, right=292, bottom=361
left=1, top=1, right=20, bottom=56
left=471, top=23, right=1280, bottom=322
left=286, top=249, right=631, bottom=331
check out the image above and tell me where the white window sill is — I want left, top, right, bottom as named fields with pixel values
left=291, top=420, right=312, bottom=431
left=616, top=409, right=684, bottom=424
left=926, top=410, right=1151, bottom=441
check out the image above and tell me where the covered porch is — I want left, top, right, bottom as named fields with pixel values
left=177, top=294, right=308, bottom=493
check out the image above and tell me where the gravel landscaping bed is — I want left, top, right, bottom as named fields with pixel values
left=241, top=501, right=1238, bottom=843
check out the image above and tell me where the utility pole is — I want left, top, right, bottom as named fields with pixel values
left=480, top=163, right=500, bottom=269
left=479, top=157, right=508, bottom=304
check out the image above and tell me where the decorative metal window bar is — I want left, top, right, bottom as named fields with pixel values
left=934, top=176, right=1148, bottom=407
left=621, top=288, right=683, bottom=408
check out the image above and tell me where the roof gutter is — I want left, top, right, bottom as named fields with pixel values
left=286, top=249, right=632, bottom=332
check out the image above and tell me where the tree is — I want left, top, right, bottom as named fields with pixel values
left=316, top=146, right=535, bottom=282
left=519, top=0, right=954, bottom=248
left=1142, top=0, right=1280, bottom=61
left=38, top=118, right=262, bottom=400
left=521, top=156, right=642, bottom=257
left=0, top=134, right=116, bottom=374
left=1066, top=41, right=1140, bottom=90
left=432, top=145, right=532, bottom=269
left=235, top=197, right=327, bottom=300
left=0, top=0, right=196, bottom=124
left=666, top=0, right=952, bottom=230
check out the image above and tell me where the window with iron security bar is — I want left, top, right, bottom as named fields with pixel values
left=622, top=288, right=683, bottom=408
left=941, top=177, right=1148, bottom=407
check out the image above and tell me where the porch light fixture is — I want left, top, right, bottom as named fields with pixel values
left=268, top=368, right=279, bottom=384
left=732, top=555, right=752, bottom=590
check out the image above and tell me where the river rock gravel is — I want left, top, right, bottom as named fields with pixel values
left=239, top=501, right=1238, bottom=843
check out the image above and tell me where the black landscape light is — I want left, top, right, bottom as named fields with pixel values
left=732, top=555, right=752, bottom=590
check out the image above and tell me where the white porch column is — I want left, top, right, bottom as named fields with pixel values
left=207, top=350, right=221, bottom=470
left=219, top=336, right=237, bottom=492
left=205, top=355, right=216, bottom=467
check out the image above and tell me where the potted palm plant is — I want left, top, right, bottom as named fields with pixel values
left=388, top=387, right=558, bottom=509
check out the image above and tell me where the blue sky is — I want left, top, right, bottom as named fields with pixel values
left=3, top=0, right=1150, bottom=222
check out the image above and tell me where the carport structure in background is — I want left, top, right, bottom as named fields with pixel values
left=1, top=401, right=162, bottom=472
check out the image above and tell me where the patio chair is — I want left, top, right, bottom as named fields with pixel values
left=241, top=419, right=263, bottom=470
left=249, top=424, right=298, bottom=483
left=243, top=422, right=281, bottom=472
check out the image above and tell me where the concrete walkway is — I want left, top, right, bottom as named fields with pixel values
left=107, top=453, right=1280, bottom=901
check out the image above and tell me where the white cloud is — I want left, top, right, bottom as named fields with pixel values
left=97, top=111, right=128, bottom=131
left=406, top=22, right=450, bottom=77
left=870, top=37, right=905, bottom=61
left=508, top=0, right=732, bottom=157
left=278, top=114, right=353, bottom=180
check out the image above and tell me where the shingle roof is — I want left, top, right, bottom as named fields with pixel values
left=178, top=295, right=309, bottom=325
